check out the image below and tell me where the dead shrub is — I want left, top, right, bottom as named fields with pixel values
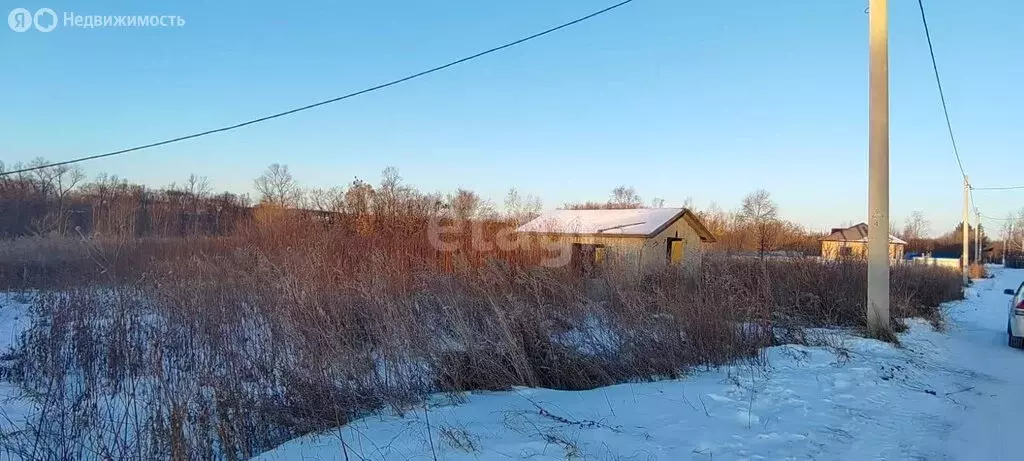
left=704, top=255, right=963, bottom=333
left=968, top=262, right=989, bottom=280
left=0, top=222, right=966, bottom=458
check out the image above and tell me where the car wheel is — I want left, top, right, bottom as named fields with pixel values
left=1010, top=335, right=1024, bottom=349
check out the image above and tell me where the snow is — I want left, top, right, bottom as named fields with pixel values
left=256, top=268, right=1024, bottom=461
left=516, top=208, right=686, bottom=236
left=0, top=271, right=1020, bottom=459
left=0, top=293, right=35, bottom=445
left=938, top=269, right=1024, bottom=461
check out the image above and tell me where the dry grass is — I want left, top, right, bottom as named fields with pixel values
left=704, top=256, right=963, bottom=334
left=0, top=235, right=233, bottom=289
left=969, top=262, right=989, bottom=280
left=0, top=217, right=965, bottom=458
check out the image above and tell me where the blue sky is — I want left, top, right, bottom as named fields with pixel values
left=1, top=0, right=1021, bottom=234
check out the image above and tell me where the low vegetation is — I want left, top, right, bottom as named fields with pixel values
left=0, top=225, right=963, bottom=459
left=0, top=161, right=966, bottom=458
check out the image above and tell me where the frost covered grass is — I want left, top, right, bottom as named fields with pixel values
left=0, top=226, right=964, bottom=459
left=254, top=267, right=1024, bottom=461
left=0, top=235, right=233, bottom=290
left=704, top=256, right=964, bottom=334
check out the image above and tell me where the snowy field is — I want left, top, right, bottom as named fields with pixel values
left=0, top=292, right=34, bottom=445
left=0, top=270, right=1020, bottom=460
left=254, top=268, right=1024, bottom=461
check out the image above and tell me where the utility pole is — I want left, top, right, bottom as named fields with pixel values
left=867, top=0, right=890, bottom=336
left=962, top=176, right=970, bottom=285
left=976, top=211, right=982, bottom=264
left=1004, top=222, right=1009, bottom=266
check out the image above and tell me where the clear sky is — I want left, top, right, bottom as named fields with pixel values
left=1, top=0, right=1021, bottom=235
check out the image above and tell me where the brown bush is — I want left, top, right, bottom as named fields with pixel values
left=0, top=224, right=965, bottom=458
left=968, top=262, right=989, bottom=280
left=703, top=256, right=963, bottom=333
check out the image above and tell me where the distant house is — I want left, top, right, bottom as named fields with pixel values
left=820, top=223, right=907, bottom=261
left=516, top=208, right=717, bottom=276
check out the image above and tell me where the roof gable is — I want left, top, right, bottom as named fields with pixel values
left=821, top=222, right=907, bottom=245
left=516, top=208, right=716, bottom=242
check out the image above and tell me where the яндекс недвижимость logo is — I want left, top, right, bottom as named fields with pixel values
left=8, top=7, right=58, bottom=32
left=8, top=7, right=185, bottom=32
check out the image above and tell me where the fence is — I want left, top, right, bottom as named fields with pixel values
left=911, top=256, right=962, bottom=271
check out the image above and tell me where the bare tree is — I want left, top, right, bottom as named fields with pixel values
left=406, top=190, right=446, bottom=220
left=696, top=202, right=728, bottom=236
left=254, top=163, right=299, bottom=207
left=649, top=197, right=665, bottom=209
left=610, top=186, right=642, bottom=208
left=344, top=178, right=374, bottom=216
left=738, top=189, right=779, bottom=257
left=505, top=188, right=542, bottom=223
left=53, top=165, right=84, bottom=234
left=23, top=158, right=85, bottom=234
left=901, top=211, right=929, bottom=240
left=374, top=167, right=403, bottom=219
left=1005, top=208, right=1024, bottom=253
left=181, top=174, right=211, bottom=234
left=306, top=186, right=346, bottom=213
left=183, top=174, right=211, bottom=202
left=448, top=188, right=482, bottom=222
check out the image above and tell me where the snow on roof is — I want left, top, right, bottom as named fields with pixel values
left=516, top=208, right=687, bottom=237
left=820, top=223, right=908, bottom=245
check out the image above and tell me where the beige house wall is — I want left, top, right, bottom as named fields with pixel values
left=519, top=217, right=706, bottom=277
left=641, top=216, right=703, bottom=273
left=821, top=240, right=905, bottom=261
left=544, top=234, right=646, bottom=272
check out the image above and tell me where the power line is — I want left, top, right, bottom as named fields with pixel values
left=972, top=185, right=1024, bottom=191
left=0, top=0, right=635, bottom=178
left=981, top=214, right=1017, bottom=222
left=916, top=0, right=999, bottom=248
left=916, top=0, right=967, bottom=181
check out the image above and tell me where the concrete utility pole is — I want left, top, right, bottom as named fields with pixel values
left=867, top=0, right=890, bottom=335
left=962, top=176, right=970, bottom=285
left=976, top=211, right=982, bottom=264
left=1006, top=222, right=1012, bottom=265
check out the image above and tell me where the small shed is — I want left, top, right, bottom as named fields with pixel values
left=516, top=208, right=717, bottom=276
left=820, top=223, right=907, bottom=261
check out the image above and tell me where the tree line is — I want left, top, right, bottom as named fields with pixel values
left=0, top=159, right=834, bottom=256
left=0, top=159, right=250, bottom=238
left=8, top=158, right=1001, bottom=260
left=0, top=160, right=546, bottom=239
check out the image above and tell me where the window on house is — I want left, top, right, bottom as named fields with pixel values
left=571, top=243, right=605, bottom=275
left=667, top=238, right=685, bottom=264
left=839, top=246, right=853, bottom=257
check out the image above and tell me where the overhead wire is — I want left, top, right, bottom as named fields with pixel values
left=972, top=185, right=1024, bottom=191
left=917, top=0, right=1022, bottom=221
left=916, top=0, right=968, bottom=182
left=0, top=0, right=635, bottom=177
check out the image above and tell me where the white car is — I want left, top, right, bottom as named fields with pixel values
left=1007, top=283, right=1024, bottom=348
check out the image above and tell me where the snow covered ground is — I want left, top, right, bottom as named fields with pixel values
left=255, top=268, right=1024, bottom=461
left=0, top=270, right=1019, bottom=460
left=0, top=292, right=35, bottom=454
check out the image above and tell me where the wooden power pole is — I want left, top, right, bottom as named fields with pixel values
left=867, top=0, right=890, bottom=335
